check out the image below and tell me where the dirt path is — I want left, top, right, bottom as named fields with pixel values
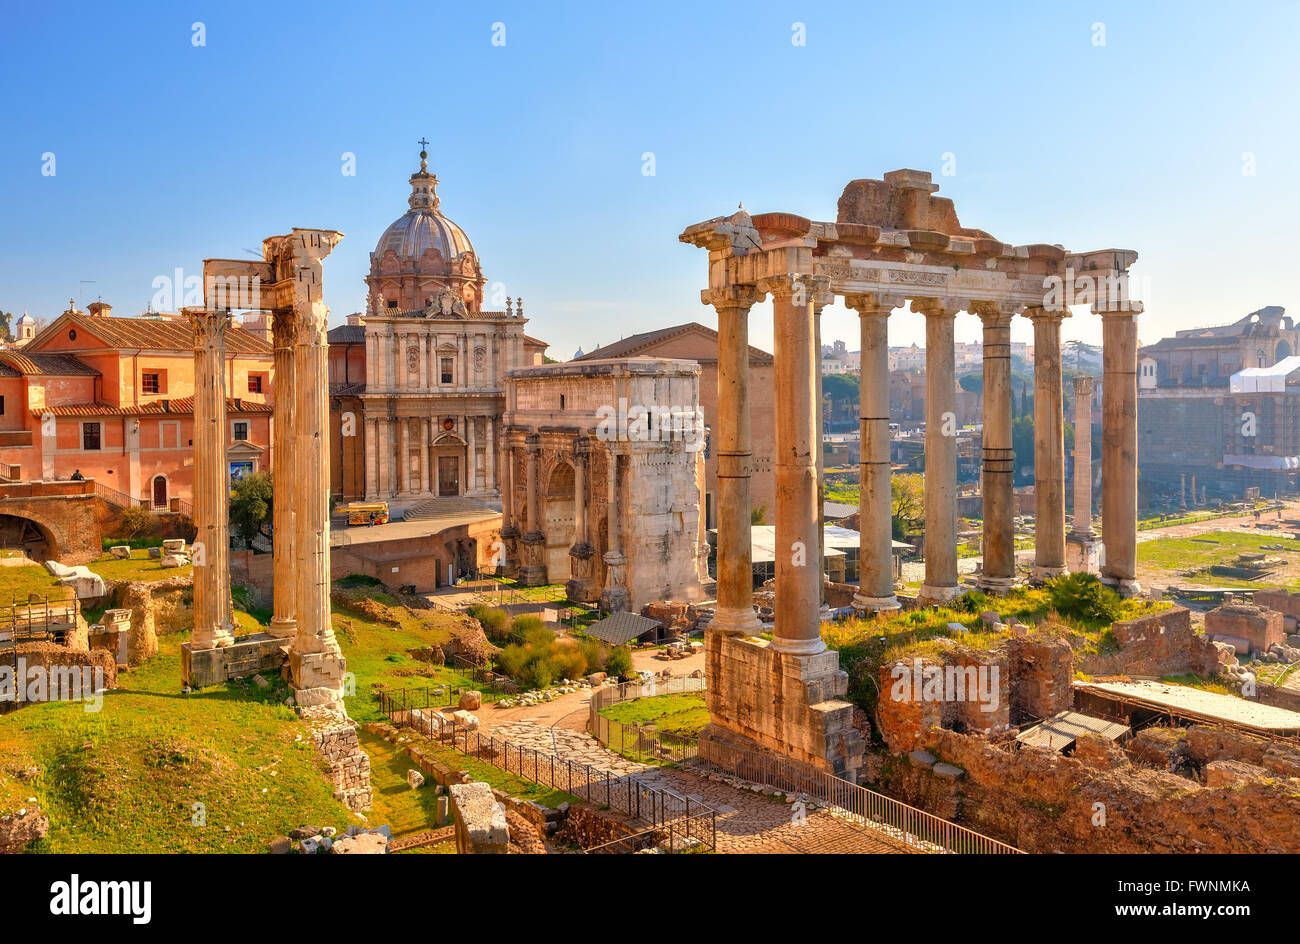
left=474, top=645, right=705, bottom=735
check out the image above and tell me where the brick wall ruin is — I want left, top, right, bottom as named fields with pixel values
left=874, top=726, right=1300, bottom=853
left=306, top=712, right=373, bottom=812
left=1077, top=606, right=1219, bottom=676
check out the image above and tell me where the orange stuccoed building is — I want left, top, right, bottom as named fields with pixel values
left=0, top=300, right=275, bottom=509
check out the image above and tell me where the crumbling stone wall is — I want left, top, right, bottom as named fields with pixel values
left=1204, top=602, right=1284, bottom=656
left=1006, top=635, right=1073, bottom=721
left=4, top=641, right=117, bottom=696
left=876, top=726, right=1300, bottom=853
left=306, top=712, right=373, bottom=812
left=109, top=575, right=193, bottom=666
left=1077, top=606, right=1218, bottom=677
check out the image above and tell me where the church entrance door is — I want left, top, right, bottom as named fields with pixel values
left=438, top=456, right=460, bottom=496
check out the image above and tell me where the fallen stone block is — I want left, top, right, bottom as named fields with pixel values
left=407, top=768, right=425, bottom=789
left=109, top=545, right=132, bottom=560
left=331, top=831, right=389, bottom=854
left=450, top=709, right=479, bottom=731
left=908, top=750, right=937, bottom=769
left=458, top=689, right=482, bottom=711
left=268, top=836, right=291, bottom=854
left=448, top=782, right=508, bottom=854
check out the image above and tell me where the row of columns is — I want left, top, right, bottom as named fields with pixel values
left=707, top=283, right=1143, bottom=640
left=365, top=325, right=522, bottom=393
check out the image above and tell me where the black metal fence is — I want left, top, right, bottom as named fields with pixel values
left=377, top=691, right=717, bottom=852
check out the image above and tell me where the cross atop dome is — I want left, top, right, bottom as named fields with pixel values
left=408, top=138, right=439, bottom=211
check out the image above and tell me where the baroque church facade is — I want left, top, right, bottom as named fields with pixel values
left=329, top=147, right=547, bottom=504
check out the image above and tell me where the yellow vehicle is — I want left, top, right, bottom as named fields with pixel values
left=344, top=501, right=389, bottom=526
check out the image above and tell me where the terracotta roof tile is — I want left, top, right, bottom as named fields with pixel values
left=575, top=322, right=773, bottom=365
left=32, top=396, right=272, bottom=418
left=39, top=313, right=272, bottom=355
left=0, top=351, right=101, bottom=376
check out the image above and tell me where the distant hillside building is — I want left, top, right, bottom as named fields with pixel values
left=1140, top=306, right=1300, bottom=387
left=1139, top=307, right=1300, bottom=501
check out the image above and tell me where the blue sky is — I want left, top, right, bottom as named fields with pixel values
left=2, top=1, right=1297, bottom=359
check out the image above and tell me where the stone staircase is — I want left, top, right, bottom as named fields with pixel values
left=401, top=496, right=497, bottom=521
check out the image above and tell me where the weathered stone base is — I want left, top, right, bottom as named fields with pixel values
left=704, top=632, right=865, bottom=780
left=1101, top=574, right=1142, bottom=598
left=1065, top=535, right=1100, bottom=575
left=974, top=575, right=1016, bottom=595
left=267, top=617, right=296, bottom=640
left=565, top=576, right=598, bottom=604
left=852, top=593, right=900, bottom=613
left=290, top=648, right=347, bottom=708
left=518, top=565, right=547, bottom=587
left=1030, top=565, right=1067, bottom=583
left=918, top=584, right=962, bottom=605
left=181, top=632, right=288, bottom=689
left=599, top=585, right=630, bottom=613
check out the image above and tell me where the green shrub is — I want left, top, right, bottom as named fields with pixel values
left=1047, top=573, right=1120, bottom=626
left=497, top=644, right=529, bottom=680
left=952, top=590, right=990, bottom=614
left=551, top=644, right=587, bottom=682
left=511, top=613, right=546, bottom=637
left=604, top=646, right=633, bottom=679
left=467, top=604, right=510, bottom=641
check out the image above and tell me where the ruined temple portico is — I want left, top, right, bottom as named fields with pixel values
left=680, top=168, right=1141, bottom=779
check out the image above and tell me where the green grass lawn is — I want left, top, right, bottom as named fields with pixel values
left=0, top=550, right=192, bottom=608
left=1137, top=530, right=1300, bottom=583
left=89, top=549, right=192, bottom=583
left=0, top=634, right=358, bottom=853
left=334, top=598, right=492, bottom=725
left=599, top=691, right=709, bottom=738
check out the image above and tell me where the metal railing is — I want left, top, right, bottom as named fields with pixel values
left=93, top=481, right=146, bottom=510
left=378, top=693, right=717, bottom=851
left=587, top=675, right=706, bottom=764
left=0, top=593, right=81, bottom=650
left=696, top=737, right=1022, bottom=854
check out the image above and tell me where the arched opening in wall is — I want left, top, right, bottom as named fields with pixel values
left=152, top=475, right=168, bottom=510
left=1277, top=340, right=1292, bottom=362
left=0, top=514, right=56, bottom=563
left=544, top=461, right=575, bottom=579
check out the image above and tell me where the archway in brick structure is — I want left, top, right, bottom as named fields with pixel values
left=0, top=512, right=58, bottom=563
left=543, top=461, right=575, bottom=579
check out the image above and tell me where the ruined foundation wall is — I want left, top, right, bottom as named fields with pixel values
left=872, top=727, right=1300, bottom=853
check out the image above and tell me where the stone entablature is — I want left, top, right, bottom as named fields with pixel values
left=502, top=358, right=707, bottom=609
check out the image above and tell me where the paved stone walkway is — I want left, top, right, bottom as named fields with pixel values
left=493, top=720, right=911, bottom=854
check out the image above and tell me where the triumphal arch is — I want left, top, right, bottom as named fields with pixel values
left=681, top=169, right=1141, bottom=778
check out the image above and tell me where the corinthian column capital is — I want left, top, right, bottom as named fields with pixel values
left=843, top=292, right=905, bottom=317
left=758, top=273, right=827, bottom=302
left=702, top=284, right=763, bottom=313
left=969, top=300, right=1019, bottom=328
left=1024, top=304, right=1070, bottom=323
left=184, top=306, right=231, bottom=349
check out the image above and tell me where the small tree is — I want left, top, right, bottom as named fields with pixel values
left=891, top=473, right=924, bottom=532
left=115, top=505, right=156, bottom=540
left=229, top=471, right=273, bottom=548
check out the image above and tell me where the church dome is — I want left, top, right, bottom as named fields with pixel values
left=373, top=147, right=475, bottom=263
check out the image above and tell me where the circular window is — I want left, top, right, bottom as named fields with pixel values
left=68, top=329, right=77, bottom=340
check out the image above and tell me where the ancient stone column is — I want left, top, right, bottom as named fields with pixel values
left=765, top=275, right=826, bottom=655
left=704, top=285, right=764, bottom=636
left=973, top=302, right=1016, bottom=593
left=1028, top=307, right=1067, bottom=581
left=915, top=299, right=960, bottom=604
left=419, top=419, right=430, bottom=495
left=600, top=445, right=629, bottom=612
left=268, top=308, right=298, bottom=640
left=1071, top=375, right=1096, bottom=538
left=500, top=437, right=520, bottom=578
left=519, top=433, right=547, bottom=586
left=845, top=293, right=900, bottom=612
left=398, top=417, right=409, bottom=493
left=1180, top=472, right=1187, bottom=512
left=566, top=436, right=596, bottom=602
left=1101, top=301, right=1142, bottom=596
left=187, top=307, right=234, bottom=651
left=280, top=231, right=348, bottom=710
